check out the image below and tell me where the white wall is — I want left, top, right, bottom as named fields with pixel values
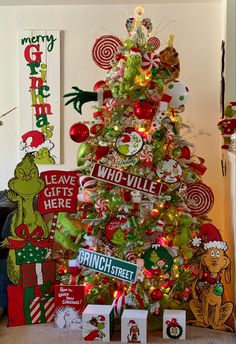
left=0, top=2, right=223, bottom=227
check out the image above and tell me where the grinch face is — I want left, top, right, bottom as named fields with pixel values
left=201, top=248, right=230, bottom=274
left=8, top=154, right=44, bottom=199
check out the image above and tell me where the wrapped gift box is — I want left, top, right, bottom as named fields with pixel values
left=121, top=309, right=148, bottom=344
left=15, top=242, right=48, bottom=265
left=20, top=259, right=56, bottom=288
left=163, top=309, right=186, bottom=340
left=54, top=285, right=85, bottom=329
left=7, top=283, right=55, bottom=327
left=82, top=304, right=114, bottom=341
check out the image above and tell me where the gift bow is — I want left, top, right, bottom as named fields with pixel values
left=7, top=224, right=51, bottom=249
left=166, top=317, right=179, bottom=327
left=189, top=157, right=207, bottom=175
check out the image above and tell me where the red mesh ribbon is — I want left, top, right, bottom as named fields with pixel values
left=189, top=157, right=207, bottom=175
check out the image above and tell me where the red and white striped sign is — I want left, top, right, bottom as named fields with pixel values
left=91, top=163, right=167, bottom=196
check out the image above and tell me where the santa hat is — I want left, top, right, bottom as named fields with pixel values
left=130, top=48, right=141, bottom=56
left=192, top=223, right=227, bottom=251
left=98, top=315, right=105, bottom=322
left=128, top=320, right=136, bottom=326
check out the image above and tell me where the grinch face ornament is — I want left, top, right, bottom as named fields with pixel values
left=156, top=158, right=182, bottom=183
left=116, top=130, right=143, bottom=156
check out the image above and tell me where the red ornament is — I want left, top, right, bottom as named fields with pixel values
left=179, top=146, right=191, bottom=159
left=122, top=191, right=132, bottom=201
left=58, top=265, right=67, bottom=276
left=97, top=296, right=106, bottom=304
left=69, top=122, right=89, bottom=143
left=151, top=288, right=163, bottom=301
left=105, top=184, right=113, bottom=190
left=134, top=102, right=155, bottom=120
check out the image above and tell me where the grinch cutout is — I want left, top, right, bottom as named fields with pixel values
left=190, top=224, right=234, bottom=331
left=2, top=153, right=49, bottom=283
left=84, top=315, right=106, bottom=340
left=116, top=130, right=143, bottom=156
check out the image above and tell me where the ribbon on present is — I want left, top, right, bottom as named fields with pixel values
left=24, top=284, right=55, bottom=325
left=21, top=259, right=56, bottom=288
left=29, top=294, right=55, bottom=324
left=7, top=224, right=51, bottom=249
left=166, top=317, right=179, bottom=327
left=112, top=290, right=125, bottom=317
left=188, top=157, right=207, bottom=175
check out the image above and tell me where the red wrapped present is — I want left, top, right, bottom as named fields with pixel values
left=7, top=283, right=55, bottom=327
left=20, top=259, right=56, bottom=288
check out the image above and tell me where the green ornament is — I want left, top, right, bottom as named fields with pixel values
left=155, top=131, right=162, bottom=139
left=77, top=141, right=91, bottom=166
left=91, top=287, right=99, bottom=296
left=172, top=147, right=182, bottom=158
left=151, top=68, right=158, bottom=76
left=213, top=283, right=224, bottom=296
left=127, top=232, right=134, bottom=240
left=124, top=39, right=133, bottom=48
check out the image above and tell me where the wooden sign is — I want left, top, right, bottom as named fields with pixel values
left=90, top=163, right=167, bottom=196
left=77, top=248, right=137, bottom=283
left=38, top=171, right=79, bottom=214
left=19, top=30, right=60, bottom=164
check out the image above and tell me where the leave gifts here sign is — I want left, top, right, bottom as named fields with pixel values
left=77, top=248, right=137, bottom=283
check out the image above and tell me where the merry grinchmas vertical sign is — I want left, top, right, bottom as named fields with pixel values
left=19, top=30, right=60, bottom=164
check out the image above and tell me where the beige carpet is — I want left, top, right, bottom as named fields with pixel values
left=0, top=316, right=235, bottom=344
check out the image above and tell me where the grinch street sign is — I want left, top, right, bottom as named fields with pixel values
left=91, top=163, right=167, bottom=196
left=77, top=248, right=137, bottom=283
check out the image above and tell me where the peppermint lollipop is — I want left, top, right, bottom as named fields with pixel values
left=147, top=37, right=161, bottom=50
left=95, top=198, right=109, bottom=216
left=185, top=182, right=214, bottom=216
left=92, top=35, right=123, bottom=70
left=142, top=52, right=160, bottom=70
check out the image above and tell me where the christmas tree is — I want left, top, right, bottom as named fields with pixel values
left=56, top=7, right=218, bottom=326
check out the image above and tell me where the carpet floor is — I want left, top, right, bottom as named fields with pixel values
left=0, top=315, right=235, bottom=344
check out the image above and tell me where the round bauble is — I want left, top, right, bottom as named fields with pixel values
left=70, top=122, right=90, bottom=143
left=151, top=288, right=163, bottom=301
left=134, top=102, right=155, bottom=120
left=163, top=81, right=189, bottom=108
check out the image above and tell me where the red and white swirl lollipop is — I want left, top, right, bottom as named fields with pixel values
left=185, top=182, right=214, bottom=216
left=106, top=98, right=118, bottom=111
left=147, top=36, right=161, bottom=50
left=92, top=35, right=123, bottom=70
left=140, top=147, right=153, bottom=165
left=142, top=52, right=160, bottom=70
left=95, top=198, right=109, bottom=216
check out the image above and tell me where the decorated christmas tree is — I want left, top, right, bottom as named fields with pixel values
left=55, top=8, right=233, bottom=331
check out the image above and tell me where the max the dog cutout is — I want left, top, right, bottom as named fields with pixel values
left=190, top=223, right=234, bottom=331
